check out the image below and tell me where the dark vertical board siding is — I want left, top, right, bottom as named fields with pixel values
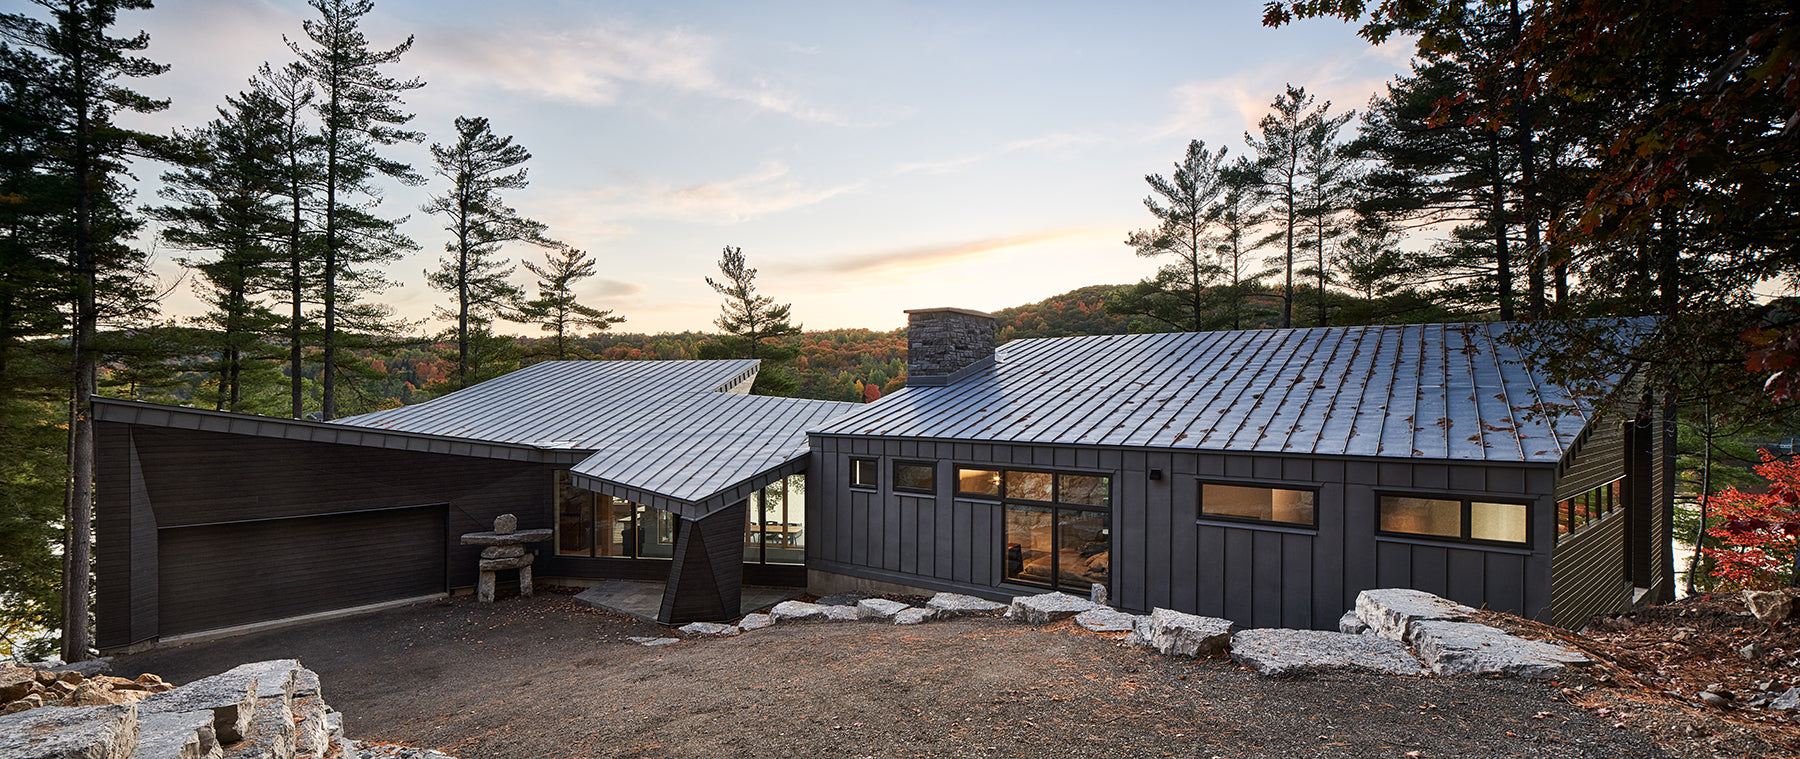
left=1376, top=541, right=1410, bottom=589
left=1280, top=533, right=1312, bottom=628
left=1250, top=530, right=1283, bottom=628
left=934, top=496, right=954, bottom=580
left=1313, top=482, right=1346, bottom=626
left=972, top=503, right=993, bottom=586
left=157, top=506, right=445, bottom=636
left=1119, top=452, right=1148, bottom=611
left=95, top=422, right=132, bottom=649
left=1168, top=468, right=1198, bottom=613
left=1196, top=525, right=1225, bottom=617
left=1144, top=453, right=1173, bottom=610
left=900, top=496, right=919, bottom=574
left=1446, top=550, right=1485, bottom=607
left=1412, top=545, right=1449, bottom=596
left=1342, top=485, right=1378, bottom=610
left=850, top=490, right=870, bottom=567
left=953, top=500, right=973, bottom=583
left=1485, top=553, right=1527, bottom=615
left=811, top=449, right=834, bottom=563
left=883, top=496, right=903, bottom=571
left=1223, top=529, right=1253, bottom=624
left=661, top=501, right=745, bottom=623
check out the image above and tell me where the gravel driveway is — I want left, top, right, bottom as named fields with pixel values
left=106, top=591, right=1668, bottom=759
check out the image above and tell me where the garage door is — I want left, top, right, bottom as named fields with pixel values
left=158, top=505, right=447, bottom=636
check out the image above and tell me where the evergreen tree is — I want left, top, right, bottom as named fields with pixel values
left=705, top=246, right=801, bottom=395
left=1296, top=108, right=1359, bottom=326
left=422, top=115, right=557, bottom=388
left=0, top=0, right=168, bottom=661
left=1246, top=85, right=1331, bottom=328
left=253, top=62, right=323, bottom=419
left=288, top=0, right=422, bottom=420
left=1212, top=157, right=1275, bottom=330
left=148, top=87, right=290, bottom=412
left=1112, top=139, right=1229, bottom=331
left=520, top=247, right=623, bottom=361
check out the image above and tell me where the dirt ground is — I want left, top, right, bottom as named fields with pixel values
left=1481, top=593, right=1800, bottom=759
left=101, top=589, right=1695, bottom=759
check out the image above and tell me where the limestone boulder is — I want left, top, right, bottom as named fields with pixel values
left=678, top=622, right=741, bottom=637
left=1337, top=610, right=1369, bottom=635
left=1074, top=608, right=1140, bottom=633
left=221, top=695, right=293, bottom=759
left=738, top=614, right=774, bottom=632
left=134, top=709, right=221, bottom=759
left=926, top=593, right=1006, bottom=617
left=627, top=637, right=680, bottom=647
left=477, top=555, right=533, bottom=572
left=1229, top=628, right=1423, bottom=677
left=1355, top=588, right=1479, bottom=642
left=1007, top=592, right=1099, bottom=624
left=892, top=607, right=940, bottom=625
left=1408, top=620, right=1591, bottom=678
left=479, top=545, right=525, bottom=560
left=493, top=514, right=518, bottom=535
left=1147, top=608, right=1234, bottom=658
left=769, top=601, right=829, bottom=623
left=1744, top=589, right=1798, bottom=627
left=821, top=606, right=860, bottom=622
left=855, top=598, right=911, bottom=622
left=0, top=703, right=137, bottom=759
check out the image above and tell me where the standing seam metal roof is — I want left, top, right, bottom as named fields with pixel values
left=334, top=360, right=858, bottom=509
left=812, top=322, right=1597, bottom=464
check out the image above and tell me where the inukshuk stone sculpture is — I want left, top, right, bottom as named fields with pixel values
left=459, top=514, right=552, bottom=602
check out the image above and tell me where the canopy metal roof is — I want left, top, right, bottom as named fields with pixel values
left=335, top=360, right=858, bottom=517
left=814, top=322, right=1602, bottom=464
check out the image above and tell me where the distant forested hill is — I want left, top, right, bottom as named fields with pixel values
left=991, top=284, right=1164, bottom=341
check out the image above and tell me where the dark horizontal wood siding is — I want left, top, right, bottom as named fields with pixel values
left=1549, top=405, right=1636, bottom=627
left=157, top=506, right=446, bottom=636
left=96, top=423, right=558, bottom=649
left=808, top=435, right=1560, bottom=629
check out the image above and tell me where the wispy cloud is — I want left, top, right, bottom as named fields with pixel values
left=586, top=279, right=646, bottom=298
left=548, top=161, right=862, bottom=226
left=794, top=227, right=1100, bottom=276
left=414, top=19, right=855, bottom=125
left=1151, top=40, right=1409, bottom=140
left=892, top=130, right=1109, bottom=176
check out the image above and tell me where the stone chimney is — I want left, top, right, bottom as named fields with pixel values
left=905, top=307, right=997, bottom=386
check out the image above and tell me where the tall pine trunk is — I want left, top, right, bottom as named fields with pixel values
left=62, top=68, right=95, bottom=662
left=1490, top=133, right=1513, bottom=320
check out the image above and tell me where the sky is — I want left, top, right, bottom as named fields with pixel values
left=98, top=0, right=1415, bottom=335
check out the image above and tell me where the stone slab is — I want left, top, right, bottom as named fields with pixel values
left=1229, top=628, right=1424, bottom=677
left=1408, top=620, right=1591, bottom=678
left=1770, top=686, right=1800, bottom=711
left=132, top=709, right=220, bottom=759
left=677, top=622, right=740, bottom=637
left=1008, top=592, right=1099, bottom=624
left=291, top=695, right=329, bottom=759
left=1074, top=608, right=1140, bottom=633
left=477, top=555, right=534, bottom=571
left=821, top=606, right=859, bottom=622
left=769, top=601, right=829, bottom=623
left=140, top=665, right=266, bottom=744
left=627, top=637, right=680, bottom=647
left=0, top=703, right=138, bottom=759
left=737, top=614, right=773, bottom=632
left=1337, top=610, right=1369, bottom=635
left=893, top=608, right=940, bottom=625
left=43, top=658, right=114, bottom=678
left=221, top=696, right=293, bottom=759
left=1126, top=615, right=1155, bottom=647
left=457, top=529, right=552, bottom=546
left=1147, top=608, right=1234, bottom=658
left=927, top=593, right=1007, bottom=617
left=814, top=592, right=869, bottom=607
left=1355, top=589, right=1478, bottom=642
left=856, top=598, right=911, bottom=621
left=492, top=514, right=517, bottom=535
left=479, top=545, right=525, bottom=560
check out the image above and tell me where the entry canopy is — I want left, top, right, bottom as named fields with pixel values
left=336, top=360, right=859, bottom=518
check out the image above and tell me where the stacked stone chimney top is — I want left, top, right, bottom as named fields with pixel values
left=905, top=307, right=997, bottom=387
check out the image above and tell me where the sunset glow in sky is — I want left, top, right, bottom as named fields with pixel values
left=113, top=0, right=1414, bottom=334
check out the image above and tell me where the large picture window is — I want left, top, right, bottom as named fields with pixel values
left=1199, top=483, right=1317, bottom=526
left=1378, top=493, right=1529, bottom=546
left=554, top=471, right=677, bottom=559
left=745, top=474, right=806, bottom=565
left=957, top=466, right=1111, bottom=592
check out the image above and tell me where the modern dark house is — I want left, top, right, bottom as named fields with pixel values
left=807, top=309, right=1675, bottom=629
left=94, top=308, right=1673, bottom=653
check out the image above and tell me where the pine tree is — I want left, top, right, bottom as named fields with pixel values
left=422, top=115, right=558, bottom=387
left=288, top=0, right=422, bottom=420
left=0, top=0, right=168, bottom=661
left=1246, top=85, right=1330, bottom=328
left=253, top=62, right=323, bottom=419
left=520, top=247, right=623, bottom=360
left=705, top=246, right=801, bottom=395
left=1112, top=139, right=1229, bottom=331
left=1296, top=108, right=1358, bottom=327
left=148, top=87, right=290, bottom=411
left=1212, top=157, right=1275, bottom=329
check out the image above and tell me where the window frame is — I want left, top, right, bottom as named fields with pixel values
left=892, top=460, right=937, bottom=494
left=1554, top=477, right=1626, bottom=542
left=848, top=457, right=879, bottom=490
left=958, top=464, right=1114, bottom=593
left=1195, top=478, right=1321, bottom=529
left=1375, top=491, right=1533, bottom=548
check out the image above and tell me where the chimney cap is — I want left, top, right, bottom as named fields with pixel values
left=903, top=307, right=996, bottom=320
